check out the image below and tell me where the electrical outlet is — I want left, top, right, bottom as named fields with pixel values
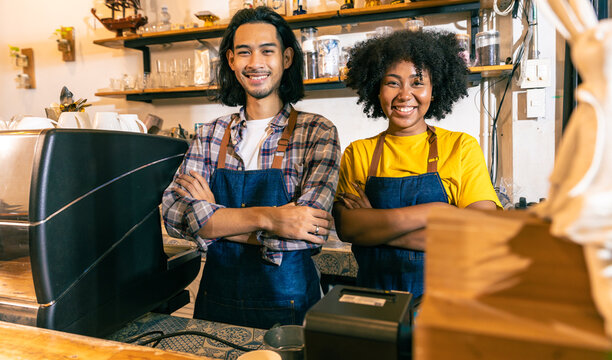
left=526, top=88, right=546, bottom=118
left=519, top=58, right=551, bottom=89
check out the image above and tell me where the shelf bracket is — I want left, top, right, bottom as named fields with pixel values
left=134, top=46, right=151, bottom=74
left=470, top=9, right=479, bottom=66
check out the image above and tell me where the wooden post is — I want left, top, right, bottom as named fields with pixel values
left=59, top=27, right=75, bottom=62
left=21, top=48, right=35, bottom=89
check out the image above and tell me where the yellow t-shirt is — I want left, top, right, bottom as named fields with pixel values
left=337, top=127, right=502, bottom=208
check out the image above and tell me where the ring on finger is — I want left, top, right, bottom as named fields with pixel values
left=315, top=225, right=320, bottom=235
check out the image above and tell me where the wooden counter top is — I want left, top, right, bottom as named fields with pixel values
left=0, top=320, right=211, bottom=359
left=415, top=208, right=612, bottom=359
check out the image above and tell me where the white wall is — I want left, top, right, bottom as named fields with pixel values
left=0, top=0, right=560, bottom=205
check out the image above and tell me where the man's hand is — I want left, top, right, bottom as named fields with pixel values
left=174, top=170, right=215, bottom=203
left=338, top=181, right=372, bottom=209
left=265, top=203, right=333, bottom=244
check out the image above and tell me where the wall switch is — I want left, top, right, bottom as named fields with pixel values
left=526, top=88, right=546, bottom=118
left=519, top=58, right=551, bottom=89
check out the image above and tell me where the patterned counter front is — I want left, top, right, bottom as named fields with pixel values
left=312, top=237, right=357, bottom=278
left=163, top=232, right=358, bottom=278
left=107, top=313, right=265, bottom=360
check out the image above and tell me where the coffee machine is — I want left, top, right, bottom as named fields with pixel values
left=0, top=128, right=200, bottom=337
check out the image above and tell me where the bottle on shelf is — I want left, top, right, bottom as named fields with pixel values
left=301, top=27, right=318, bottom=80
left=293, top=0, right=307, bottom=14
left=158, top=6, right=171, bottom=32
left=244, top=0, right=254, bottom=8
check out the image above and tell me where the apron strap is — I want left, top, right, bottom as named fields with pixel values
left=217, top=110, right=297, bottom=170
left=426, top=125, right=439, bottom=173
left=271, top=109, right=298, bottom=169
left=367, top=125, right=439, bottom=177
left=216, top=115, right=237, bottom=169
left=368, top=132, right=386, bottom=178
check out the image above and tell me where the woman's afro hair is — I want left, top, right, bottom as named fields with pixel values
left=345, top=29, right=468, bottom=120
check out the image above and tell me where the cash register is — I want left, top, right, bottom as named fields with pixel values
left=304, top=285, right=414, bottom=359
left=0, top=128, right=200, bottom=337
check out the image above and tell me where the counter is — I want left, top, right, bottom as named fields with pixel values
left=0, top=319, right=209, bottom=359
left=107, top=313, right=264, bottom=359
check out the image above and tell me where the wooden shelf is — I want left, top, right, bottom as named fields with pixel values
left=94, top=66, right=509, bottom=102
left=469, top=64, right=514, bottom=78
left=93, top=0, right=479, bottom=49
left=93, top=0, right=484, bottom=101
left=95, top=77, right=347, bottom=101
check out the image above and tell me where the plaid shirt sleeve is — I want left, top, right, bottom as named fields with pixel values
left=258, top=112, right=341, bottom=263
left=161, top=119, right=226, bottom=251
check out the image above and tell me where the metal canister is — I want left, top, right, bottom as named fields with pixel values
left=317, top=35, right=340, bottom=78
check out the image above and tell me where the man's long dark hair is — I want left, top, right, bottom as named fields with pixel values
left=215, top=6, right=305, bottom=107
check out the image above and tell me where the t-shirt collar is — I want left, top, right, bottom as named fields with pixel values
left=237, top=103, right=293, bottom=131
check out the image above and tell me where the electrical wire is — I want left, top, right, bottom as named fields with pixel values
left=486, top=0, right=536, bottom=183
left=494, top=0, right=515, bottom=16
left=137, top=330, right=261, bottom=352
left=475, top=77, right=507, bottom=122
left=124, top=330, right=165, bottom=344
left=489, top=27, right=530, bottom=184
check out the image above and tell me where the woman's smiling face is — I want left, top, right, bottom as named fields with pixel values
left=379, top=60, right=432, bottom=136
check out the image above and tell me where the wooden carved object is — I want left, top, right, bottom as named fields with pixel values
left=532, top=0, right=612, bottom=337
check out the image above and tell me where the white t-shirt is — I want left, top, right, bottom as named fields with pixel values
left=236, top=117, right=273, bottom=170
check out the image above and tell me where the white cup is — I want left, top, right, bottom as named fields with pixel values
left=93, top=112, right=121, bottom=131
left=118, top=114, right=147, bottom=133
left=57, top=112, right=92, bottom=129
left=12, top=117, right=58, bottom=130
left=237, top=350, right=281, bottom=360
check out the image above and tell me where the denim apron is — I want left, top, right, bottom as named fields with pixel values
left=351, top=126, right=449, bottom=299
left=193, top=110, right=321, bottom=329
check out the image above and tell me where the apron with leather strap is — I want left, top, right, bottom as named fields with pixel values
left=193, top=110, right=320, bottom=329
left=351, top=125, right=449, bottom=299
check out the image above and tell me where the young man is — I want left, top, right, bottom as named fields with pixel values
left=162, top=7, right=341, bottom=329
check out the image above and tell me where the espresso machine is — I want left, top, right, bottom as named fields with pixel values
left=0, top=128, right=200, bottom=337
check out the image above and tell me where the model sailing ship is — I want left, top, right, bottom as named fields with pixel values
left=91, top=0, right=148, bottom=37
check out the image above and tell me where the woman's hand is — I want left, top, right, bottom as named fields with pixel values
left=173, top=170, right=216, bottom=203
left=338, top=181, right=372, bottom=209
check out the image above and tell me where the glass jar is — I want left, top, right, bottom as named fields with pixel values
left=268, top=0, right=287, bottom=15
left=455, top=33, right=470, bottom=66
left=301, top=27, right=318, bottom=79
left=475, top=30, right=500, bottom=66
left=404, top=18, right=424, bottom=32
left=317, top=35, right=340, bottom=78
left=375, top=26, right=393, bottom=37
left=339, top=46, right=351, bottom=78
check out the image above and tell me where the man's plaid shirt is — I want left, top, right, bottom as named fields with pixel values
left=162, top=103, right=341, bottom=265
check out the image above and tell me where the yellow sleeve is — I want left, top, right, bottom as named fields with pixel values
left=336, top=142, right=370, bottom=200
left=457, top=135, right=502, bottom=208
left=336, top=144, right=356, bottom=200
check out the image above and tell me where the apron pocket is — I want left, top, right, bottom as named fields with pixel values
left=197, top=292, right=297, bottom=329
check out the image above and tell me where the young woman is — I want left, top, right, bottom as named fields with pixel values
left=333, top=30, right=501, bottom=300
